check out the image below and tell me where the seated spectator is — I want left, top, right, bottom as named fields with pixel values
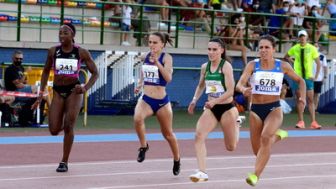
left=306, top=0, right=321, bottom=11
left=0, top=95, right=15, bottom=127
left=5, top=51, right=38, bottom=99
left=0, top=96, right=15, bottom=105
left=268, top=0, right=292, bottom=40
left=142, top=0, right=169, bottom=22
left=180, top=1, right=211, bottom=34
left=219, top=14, right=248, bottom=66
left=322, top=0, right=336, bottom=36
left=250, top=0, right=277, bottom=26
left=208, top=0, right=222, bottom=10
left=242, top=0, right=255, bottom=12
left=289, top=0, right=307, bottom=34
left=303, top=5, right=325, bottom=42
left=132, top=17, right=151, bottom=46
left=231, top=0, right=243, bottom=11
left=4, top=50, right=45, bottom=126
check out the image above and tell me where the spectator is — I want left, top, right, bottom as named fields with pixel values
left=303, top=5, right=325, bottom=42
left=4, top=50, right=39, bottom=126
left=121, top=0, right=132, bottom=46
left=289, top=0, right=307, bottom=34
left=132, top=17, right=151, bottom=46
left=219, top=14, right=248, bottom=66
left=306, top=0, right=321, bottom=11
left=142, top=0, right=169, bottom=22
left=0, top=95, right=15, bottom=127
left=268, top=0, right=293, bottom=40
left=180, top=1, right=211, bottom=34
left=5, top=51, right=37, bottom=95
left=313, top=42, right=328, bottom=112
left=284, top=30, right=321, bottom=129
left=242, top=0, right=255, bottom=12
left=208, top=0, right=222, bottom=10
left=0, top=96, right=15, bottom=105
left=321, top=0, right=336, bottom=36
left=231, top=0, right=243, bottom=11
left=250, top=0, right=277, bottom=26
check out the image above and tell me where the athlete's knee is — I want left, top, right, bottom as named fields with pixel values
left=133, top=116, right=144, bottom=126
left=49, top=127, right=61, bottom=136
left=260, top=134, right=273, bottom=146
left=307, top=97, right=314, bottom=104
left=63, top=125, right=74, bottom=134
left=194, top=130, right=207, bottom=142
left=163, top=132, right=176, bottom=142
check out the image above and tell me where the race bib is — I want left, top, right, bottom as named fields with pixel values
left=252, top=71, right=284, bottom=95
left=142, top=65, right=160, bottom=84
left=205, top=80, right=225, bottom=98
left=55, top=58, right=78, bottom=75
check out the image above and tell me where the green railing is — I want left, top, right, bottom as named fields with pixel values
left=0, top=0, right=334, bottom=52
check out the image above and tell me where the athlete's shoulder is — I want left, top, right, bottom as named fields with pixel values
left=48, top=46, right=57, bottom=56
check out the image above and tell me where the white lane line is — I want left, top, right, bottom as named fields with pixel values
left=88, top=174, right=336, bottom=189
left=1, top=152, right=336, bottom=169
left=1, top=162, right=336, bottom=182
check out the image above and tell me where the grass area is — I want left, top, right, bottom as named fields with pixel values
left=82, top=110, right=336, bottom=130
left=1, top=110, right=335, bottom=132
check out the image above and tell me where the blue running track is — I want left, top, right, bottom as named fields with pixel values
left=0, top=130, right=335, bottom=144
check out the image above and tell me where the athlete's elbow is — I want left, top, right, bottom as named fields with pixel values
left=92, top=72, right=99, bottom=81
left=165, top=76, right=172, bottom=83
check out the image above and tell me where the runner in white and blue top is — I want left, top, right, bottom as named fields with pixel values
left=236, top=35, right=307, bottom=186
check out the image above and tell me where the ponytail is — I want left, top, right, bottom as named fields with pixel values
left=151, top=32, right=173, bottom=47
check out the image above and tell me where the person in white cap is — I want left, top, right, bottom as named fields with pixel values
left=284, top=29, right=322, bottom=129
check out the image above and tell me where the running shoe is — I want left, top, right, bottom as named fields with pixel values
left=237, top=115, right=246, bottom=127
left=246, top=173, right=258, bottom=186
left=310, top=121, right=322, bottom=129
left=276, top=129, right=288, bottom=140
left=189, top=170, right=208, bottom=182
left=56, top=162, right=68, bottom=172
left=137, top=143, right=149, bottom=163
left=295, top=120, right=305, bottom=129
left=173, top=159, right=181, bottom=176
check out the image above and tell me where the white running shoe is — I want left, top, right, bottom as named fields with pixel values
left=189, top=170, right=209, bottom=182
left=237, top=115, right=246, bottom=126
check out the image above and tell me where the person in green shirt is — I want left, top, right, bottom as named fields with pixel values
left=284, top=30, right=321, bottom=129
left=188, top=38, right=240, bottom=182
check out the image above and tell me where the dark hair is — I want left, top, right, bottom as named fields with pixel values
left=12, top=50, right=23, bottom=57
left=151, top=32, right=173, bottom=47
left=229, top=14, right=241, bottom=25
left=283, top=1, right=289, bottom=5
left=64, top=23, right=76, bottom=35
left=259, top=35, right=277, bottom=48
left=209, top=37, right=231, bottom=62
